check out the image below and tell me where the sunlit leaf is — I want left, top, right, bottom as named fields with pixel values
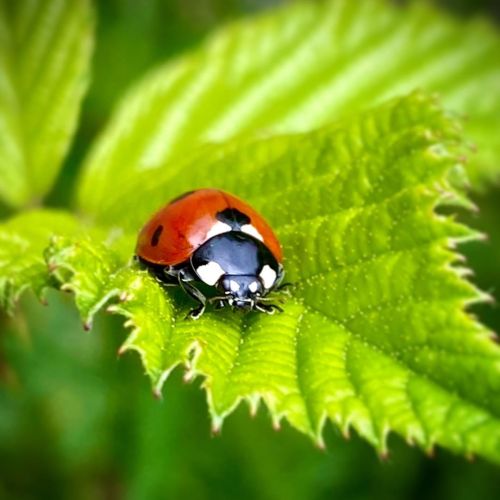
left=78, top=0, right=500, bottom=220
left=0, top=0, right=94, bottom=208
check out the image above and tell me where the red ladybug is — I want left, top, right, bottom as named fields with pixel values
left=136, top=189, right=285, bottom=319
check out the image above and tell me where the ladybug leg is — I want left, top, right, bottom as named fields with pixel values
left=255, top=302, right=283, bottom=315
left=209, top=295, right=229, bottom=303
left=143, top=266, right=177, bottom=291
left=276, top=282, right=294, bottom=296
left=258, top=294, right=287, bottom=305
left=156, top=274, right=178, bottom=288
left=214, top=300, right=226, bottom=310
left=177, top=272, right=207, bottom=319
left=208, top=295, right=230, bottom=310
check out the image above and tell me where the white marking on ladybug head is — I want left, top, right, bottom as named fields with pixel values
left=206, top=221, right=232, bottom=240
left=248, top=281, right=259, bottom=293
left=259, top=265, right=277, bottom=290
left=229, top=280, right=240, bottom=292
left=196, top=261, right=225, bottom=286
left=241, top=224, right=263, bottom=242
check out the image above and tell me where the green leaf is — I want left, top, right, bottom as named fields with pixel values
left=44, top=233, right=134, bottom=330
left=43, top=94, right=500, bottom=462
left=0, top=209, right=80, bottom=312
left=77, top=0, right=500, bottom=219
left=0, top=0, right=94, bottom=208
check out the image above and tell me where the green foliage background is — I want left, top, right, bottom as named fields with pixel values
left=1, top=0, right=500, bottom=498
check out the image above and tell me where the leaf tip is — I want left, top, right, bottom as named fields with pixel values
left=247, top=395, right=260, bottom=418
left=471, top=231, right=489, bottom=242
left=315, top=435, right=326, bottom=451
left=488, top=330, right=498, bottom=342
left=183, top=369, right=196, bottom=383
left=117, top=343, right=129, bottom=357
left=152, top=387, right=163, bottom=400
left=341, top=423, right=351, bottom=440
left=153, top=368, right=173, bottom=398
left=478, top=291, right=496, bottom=306
left=272, top=417, right=282, bottom=432
left=211, top=415, right=224, bottom=435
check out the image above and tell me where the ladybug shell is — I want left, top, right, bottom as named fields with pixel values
left=136, top=189, right=283, bottom=266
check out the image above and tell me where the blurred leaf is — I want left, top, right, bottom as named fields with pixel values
left=0, top=210, right=80, bottom=312
left=40, top=94, right=500, bottom=463
left=0, top=0, right=94, bottom=208
left=0, top=291, right=143, bottom=497
left=78, top=0, right=500, bottom=219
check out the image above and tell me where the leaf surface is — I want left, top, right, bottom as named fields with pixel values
left=41, top=94, right=500, bottom=462
left=0, top=210, right=80, bottom=312
left=77, top=0, right=500, bottom=219
left=0, top=0, right=94, bottom=207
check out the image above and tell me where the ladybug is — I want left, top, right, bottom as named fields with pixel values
left=135, top=189, right=285, bottom=319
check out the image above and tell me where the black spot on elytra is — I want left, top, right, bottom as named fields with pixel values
left=216, top=208, right=250, bottom=229
left=151, top=225, right=163, bottom=247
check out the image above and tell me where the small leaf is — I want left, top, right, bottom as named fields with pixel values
left=77, top=0, right=500, bottom=219
left=42, top=94, right=500, bottom=462
left=0, top=210, right=80, bottom=312
left=0, top=0, right=94, bottom=208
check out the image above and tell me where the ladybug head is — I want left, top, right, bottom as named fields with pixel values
left=218, top=274, right=264, bottom=309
